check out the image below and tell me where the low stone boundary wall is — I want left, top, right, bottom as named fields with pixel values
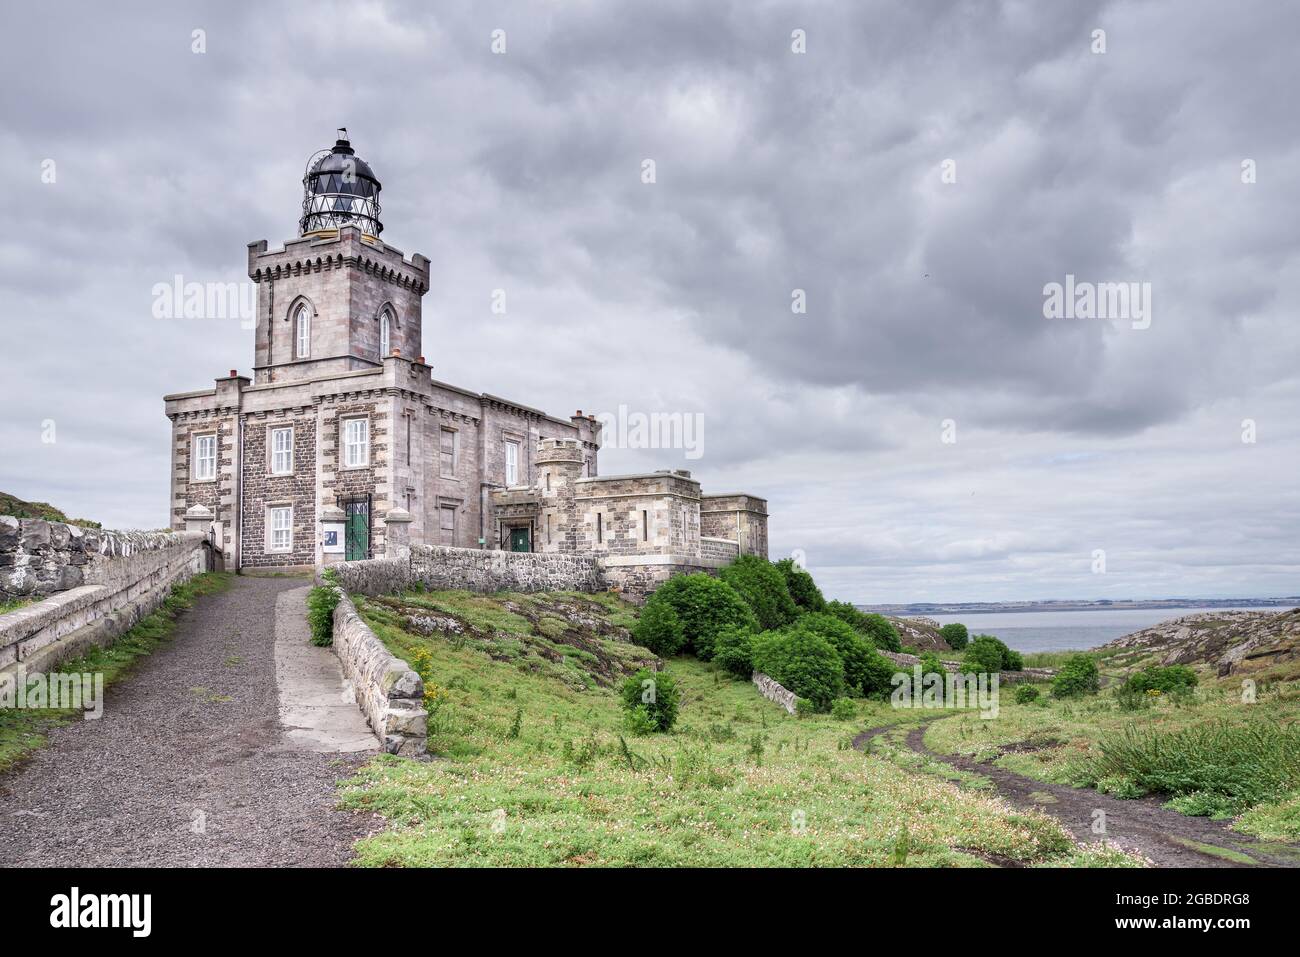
left=0, top=520, right=206, bottom=676
left=329, top=587, right=427, bottom=755
left=331, top=558, right=413, bottom=597
left=752, top=670, right=798, bottom=713
left=879, top=650, right=1054, bottom=685
left=700, top=536, right=740, bottom=564
left=411, top=544, right=603, bottom=593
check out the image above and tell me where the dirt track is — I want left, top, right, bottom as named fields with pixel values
left=855, top=721, right=1300, bottom=868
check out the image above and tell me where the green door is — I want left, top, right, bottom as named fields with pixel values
left=345, top=500, right=370, bottom=560
left=510, top=527, right=531, bottom=553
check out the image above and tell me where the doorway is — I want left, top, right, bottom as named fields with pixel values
left=509, top=527, right=531, bottom=553
left=344, top=498, right=371, bottom=560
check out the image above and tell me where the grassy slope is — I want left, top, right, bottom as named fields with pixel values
left=0, top=571, right=233, bottom=771
left=341, top=589, right=1140, bottom=867
left=0, top=491, right=99, bottom=528
left=922, top=656, right=1300, bottom=840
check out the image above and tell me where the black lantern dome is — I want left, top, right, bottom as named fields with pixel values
left=299, top=128, right=383, bottom=238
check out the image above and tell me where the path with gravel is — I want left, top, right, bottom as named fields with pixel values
left=0, top=576, right=379, bottom=867
left=855, top=721, right=1300, bottom=868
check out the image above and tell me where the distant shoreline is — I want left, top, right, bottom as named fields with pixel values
left=860, top=598, right=1300, bottom=616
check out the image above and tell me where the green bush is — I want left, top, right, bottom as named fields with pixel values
left=620, top=667, right=680, bottom=733
left=939, top=622, right=969, bottom=650
left=860, top=613, right=902, bottom=653
left=1052, top=654, right=1100, bottom=698
left=712, top=625, right=757, bottom=679
left=720, top=555, right=799, bottom=631
left=1125, top=664, right=1199, bottom=695
left=306, top=585, right=341, bottom=647
left=830, top=698, right=856, bottom=720
left=751, top=628, right=844, bottom=711
left=775, top=558, right=826, bottom=613
left=643, top=573, right=756, bottom=659
left=632, top=595, right=687, bottom=656
left=1013, top=684, right=1041, bottom=704
left=962, top=634, right=1021, bottom=674
left=795, top=613, right=876, bottom=694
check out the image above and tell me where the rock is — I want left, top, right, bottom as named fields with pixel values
left=0, top=516, right=19, bottom=551
left=19, top=519, right=50, bottom=550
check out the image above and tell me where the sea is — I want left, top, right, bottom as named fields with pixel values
left=922, top=606, right=1294, bottom=654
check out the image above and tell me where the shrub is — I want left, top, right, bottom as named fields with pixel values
left=939, top=622, right=969, bottom=650
left=1052, top=654, right=1100, bottom=698
left=775, top=558, right=826, bottom=613
left=620, top=667, right=680, bottom=733
left=751, top=628, right=844, bottom=711
left=632, top=595, right=686, bottom=656
left=795, top=613, right=876, bottom=693
left=306, top=585, right=341, bottom=646
left=860, top=649, right=900, bottom=700
left=712, top=625, right=757, bottom=679
left=860, top=614, right=902, bottom=653
left=643, top=573, right=757, bottom=659
left=1013, top=684, right=1041, bottom=704
left=1125, top=664, right=1199, bottom=695
left=830, top=698, right=857, bottom=721
left=962, top=634, right=1020, bottom=674
left=720, top=555, right=799, bottom=631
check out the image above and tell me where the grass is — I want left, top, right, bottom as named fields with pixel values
left=339, top=589, right=1143, bottom=867
left=921, top=658, right=1300, bottom=839
left=0, top=571, right=233, bottom=772
left=0, top=596, right=35, bottom=615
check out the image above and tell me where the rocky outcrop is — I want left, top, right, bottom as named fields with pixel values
left=888, top=615, right=952, bottom=653
left=1099, top=608, right=1300, bottom=676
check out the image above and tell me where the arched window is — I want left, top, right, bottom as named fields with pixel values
left=294, top=305, right=311, bottom=359
left=379, top=310, right=392, bottom=357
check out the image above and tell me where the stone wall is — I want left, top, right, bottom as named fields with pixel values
left=328, top=588, right=427, bottom=755
left=331, top=557, right=414, bottom=597
left=0, top=518, right=206, bottom=675
left=752, top=671, right=797, bottom=714
left=700, top=536, right=740, bottom=564
left=409, top=544, right=603, bottom=593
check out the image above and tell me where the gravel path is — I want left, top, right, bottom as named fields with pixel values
left=0, top=575, right=379, bottom=867
left=855, top=720, right=1300, bottom=868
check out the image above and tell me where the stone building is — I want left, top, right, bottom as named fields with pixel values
left=164, top=132, right=767, bottom=589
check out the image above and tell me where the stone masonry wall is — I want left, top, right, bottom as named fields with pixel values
left=0, top=519, right=205, bottom=675
left=752, top=671, right=798, bottom=714
left=329, top=587, right=426, bottom=755
left=410, top=544, right=603, bottom=593
left=239, top=408, right=318, bottom=567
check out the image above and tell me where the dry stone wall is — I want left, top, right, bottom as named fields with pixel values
left=328, top=587, right=427, bottom=755
left=0, top=518, right=206, bottom=675
left=409, top=544, right=603, bottom=593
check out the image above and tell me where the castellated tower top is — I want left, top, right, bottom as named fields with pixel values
left=299, top=128, right=383, bottom=239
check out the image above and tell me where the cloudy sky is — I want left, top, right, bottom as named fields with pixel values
left=2, top=0, right=1297, bottom=603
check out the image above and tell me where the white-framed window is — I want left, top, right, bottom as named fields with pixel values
left=269, top=506, right=292, bottom=552
left=505, top=440, right=520, bottom=486
left=439, top=427, right=456, bottom=478
left=270, top=427, right=293, bottom=475
left=294, top=305, right=311, bottom=359
left=343, top=417, right=370, bottom=468
left=439, top=505, right=456, bottom=545
left=379, top=310, right=392, bottom=357
left=193, top=433, right=217, bottom=482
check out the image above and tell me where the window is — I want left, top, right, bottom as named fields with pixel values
left=379, top=311, right=392, bottom=357
left=439, top=428, right=456, bottom=478
left=439, top=505, right=456, bottom=545
left=505, top=440, right=520, bottom=485
left=546, top=513, right=552, bottom=545
left=269, top=506, right=292, bottom=552
left=270, top=427, right=293, bottom=475
left=343, top=417, right=369, bottom=468
left=294, top=305, right=311, bottom=359
left=596, top=512, right=603, bottom=544
left=642, top=509, right=649, bottom=542
left=193, top=434, right=217, bottom=482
